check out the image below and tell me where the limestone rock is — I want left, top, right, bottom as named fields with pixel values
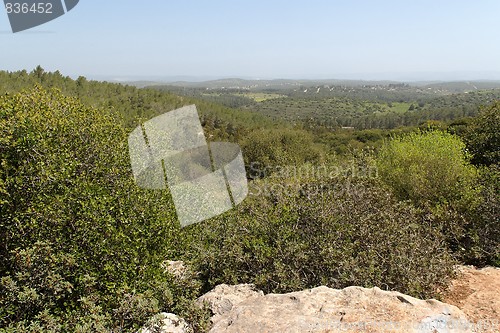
left=196, top=284, right=264, bottom=323
left=199, top=285, right=472, bottom=333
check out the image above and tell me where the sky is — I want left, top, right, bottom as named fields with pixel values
left=1, top=0, right=500, bottom=81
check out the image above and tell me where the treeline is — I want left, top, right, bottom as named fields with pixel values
left=152, top=80, right=500, bottom=130
left=2, top=67, right=496, bottom=162
left=152, top=85, right=257, bottom=109
left=0, top=68, right=273, bottom=140
left=331, top=105, right=479, bottom=129
left=2, top=67, right=497, bottom=158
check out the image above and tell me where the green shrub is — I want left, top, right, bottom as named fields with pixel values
left=241, top=128, right=324, bottom=178
left=376, top=130, right=480, bottom=210
left=463, top=164, right=500, bottom=266
left=375, top=130, right=500, bottom=266
left=463, top=101, right=500, bottom=166
left=0, top=87, right=207, bottom=331
left=186, top=176, right=455, bottom=299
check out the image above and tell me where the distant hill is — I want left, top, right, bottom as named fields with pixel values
left=136, top=78, right=500, bottom=94
left=143, top=77, right=500, bottom=130
left=419, top=81, right=500, bottom=92
left=133, top=78, right=402, bottom=90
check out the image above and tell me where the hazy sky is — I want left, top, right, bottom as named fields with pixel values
left=1, top=0, right=500, bottom=81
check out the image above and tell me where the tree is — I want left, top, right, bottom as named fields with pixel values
left=376, top=130, right=486, bottom=263
left=31, top=65, right=45, bottom=80
left=463, top=101, right=500, bottom=166
left=240, top=128, right=324, bottom=178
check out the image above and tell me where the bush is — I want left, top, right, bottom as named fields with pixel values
left=375, top=129, right=500, bottom=266
left=240, top=128, right=324, bottom=178
left=463, top=101, right=500, bottom=166
left=0, top=87, right=207, bottom=331
left=186, top=176, right=455, bottom=299
left=463, top=164, right=500, bottom=266
left=376, top=130, right=480, bottom=210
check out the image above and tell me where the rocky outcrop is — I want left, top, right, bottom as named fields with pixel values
left=198, top=284, right=472, bottom=333
left=196, top=284, right=264, bottom=324
left=140, top=264, right=500, bottom=332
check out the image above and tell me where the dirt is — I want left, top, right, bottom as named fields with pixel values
left=442, top=265, right=500, bottom=332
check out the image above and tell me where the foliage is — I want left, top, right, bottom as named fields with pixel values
left=462, top=165, right=500, bottom=266
left=463, top=101, right=500, bottom=166
left=375, top=130, right=500, bottom=266
left=241, top=128, right=325, bottom=178
left=0, top=87, right=208, bottom=331
left=0, top=68, right=276, bottom=140
left=0, top=69, right=497, bottom=331
left=242, top=86, right=500, bottom=130
left=187, top=176, right=455, bottom=300
left=376, top=130, right=480, bottom=210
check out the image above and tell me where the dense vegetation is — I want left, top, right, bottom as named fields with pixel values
left=0, top=87, right=208, bottom=332
left=0, top=68, right=498, bottom=332
left=188, top=176, right=455, bottom=298
left=154, top=80, right=500, bottom=130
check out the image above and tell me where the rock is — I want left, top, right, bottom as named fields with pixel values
left=443, top=265, right=500, bottom=333
left=196, top=284, right=264, bottom=322
left=162, top=260, right=189, bottom=280
left=145, top=265, right=499, bottom=332
left=198, top=285, right=472, bottom=333
left=139, top=312, right=192, bottom=333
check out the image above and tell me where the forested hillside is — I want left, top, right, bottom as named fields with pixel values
left=153, top=80, right=500, bottom=130
left=0, top=68, right=498, bottom=332
left=0, top=68, right=421, bottom=157
left=0, top=68, right=275, bottom=140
